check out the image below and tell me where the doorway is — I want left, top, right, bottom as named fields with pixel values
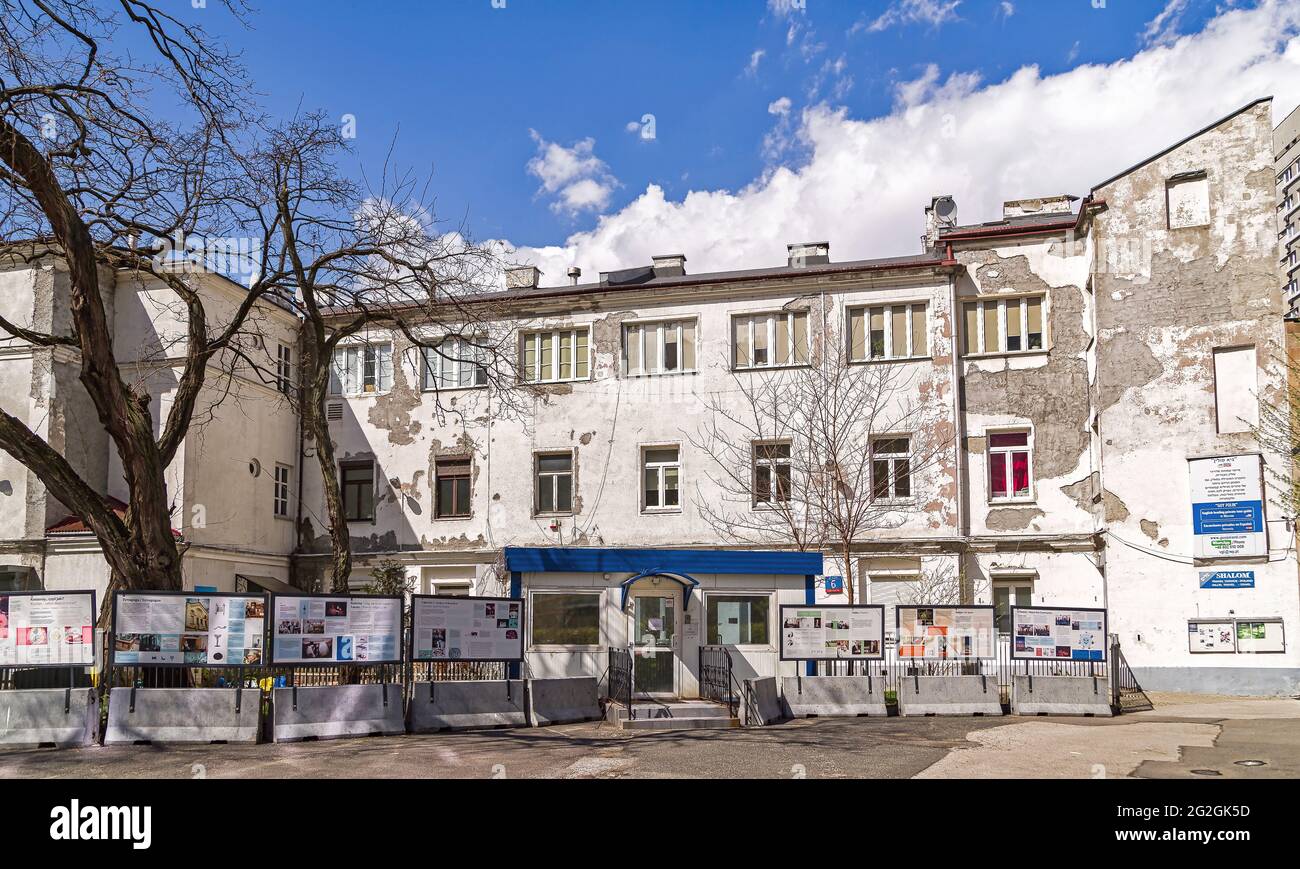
left=629, top=585, right=679, bottom=697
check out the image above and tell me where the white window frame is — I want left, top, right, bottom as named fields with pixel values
left=273, top=463, right=291, bottom=519
left=276, top=343, right=294, bottom=395
left=986, top=427, right=1034, bottom=504
left=528, top=590, right=603, bottom=650
left=641, top=445, right=682, bottom=513
left=848, top=303, right=930, bottom=362
left=870, top=435, right=913, bottom=503
left=752, top=440, right=793, bottom=507
left=423, top=337, right=489, bottom=391
left=702, top=590, right=774, bottom=648
left=521, top=327, right=590, bottom=384
left=623, top=319, right=697, bottom=377
left=534, top=451, right=574, bottom=516
left=992, top=576, right=1034, bottom=634
left=963, top=296, right=1047, bottom=357
left=732, top=310, right=809, bottom=370
left=329, top=342, right=393, bottom=396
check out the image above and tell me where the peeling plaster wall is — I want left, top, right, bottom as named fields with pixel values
left=1092, top=101, right=1300, bottom=693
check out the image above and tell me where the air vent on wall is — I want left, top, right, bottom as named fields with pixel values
left=326, top=402, right=344, bottom=421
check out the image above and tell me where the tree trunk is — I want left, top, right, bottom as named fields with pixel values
left=842, top=540, right=855, bottom=605
left=302, top=335, right=353, bottom=593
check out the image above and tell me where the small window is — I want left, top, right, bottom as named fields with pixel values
left=435, top=457, right=472, bottom=518
left=1212, top=346, right=1258, bottom=434
left=273, top=464, right=291, bottom=519
left=329, top=343, right=393, bottom=395
left=870, top=436, right=912, bottom=501
left=988, top=430, right=1032, bottom=502
left=624, top=320, right=697, bottom=376
left=706, top=594, right=771, bottom=645
left=1167, top=171, right=1209, bottom=229
left=535, top=452, right=574, bottom=514
left=993, top=579, right=1033, bottom=634
left=531, top=592, right=601, bottom=646
left=733, top=311, right=808, bottom=369
left=276, top=344, right=294, bottom=395
left=423, top=338, right=489, bottom=390
left=522, top=328, right=589, bottom=383
left=642, top=446, right=681, bottom=511
left=753, top=441, right=792, bottom=505
left=341, top=461, right=375, bottom=522
left=848, top=303, right=928, bottom=361
left=962, top=297, right=1045, bottom=356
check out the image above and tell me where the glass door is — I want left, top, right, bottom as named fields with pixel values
left=631, top=591, right=677, bottom=696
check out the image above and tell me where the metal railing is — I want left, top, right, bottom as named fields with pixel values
left=607, top=646, right=633, bottom=720
left=698, top=644, right=739, bottom=718
left=1109, top=636, right=1154, bottom=712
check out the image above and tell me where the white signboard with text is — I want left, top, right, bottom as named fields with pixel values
left=270, top=595, right=402, bottom=665
left=1188, top=619, right=1237, bottom=653
left=1189, top=455, right=1266, bottom=559
left=113, top=592, right=266, bottom=667
left=0, top=591, right=95, bottom=667
left=896, top=606, right=996, bottom=660
left=411, top=595, right=524, bottom=662
left=1010, top=607, right=1107, bottom=661
left=779, top=604, right=885, bottom=661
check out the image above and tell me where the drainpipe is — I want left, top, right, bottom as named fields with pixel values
left=946, top=266, right=971, bottom=603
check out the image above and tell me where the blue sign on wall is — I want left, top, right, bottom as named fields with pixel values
left=823, top=575, right=844, bottom=595
left=1198, top=570, right=1255, bottom=589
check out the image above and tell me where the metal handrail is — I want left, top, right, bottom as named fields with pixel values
left=607, top=646, right=634, bottom=721
left=698, top=644, right=741, bottom=719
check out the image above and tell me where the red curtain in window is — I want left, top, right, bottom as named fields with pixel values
left=1011, top=451, right=1029, bottom=495
left=990, top=454, right=1007, bottom=497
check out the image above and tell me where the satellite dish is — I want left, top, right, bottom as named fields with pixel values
left=935, top=196, right=957, bottom=220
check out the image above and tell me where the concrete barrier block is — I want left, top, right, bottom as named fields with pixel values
left=407, top=680, right=527, bottom=732
left=526, top=677, right=599, bottom=726
left=743, top=676, right=783, bottom=726
left=781, top=676, right=888, bottom=718
left=1012, top=675, right=1113, bottom=717
left=896, top=675, right=1004, bottom=716
left=106, top=687, right=258, bottom=744
left=0, top=688, right=99, bottom=748
left=272, top=684, right=405, bottom=742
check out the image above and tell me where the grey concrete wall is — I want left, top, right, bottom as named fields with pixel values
left=743, top=676, right=783, bottom=726
left=896, top=675, right=1004, bottom=716
left=526, top=677, right=599, bottom=726
left=105, top=687, right=258, bottom=744
left=0, top=688, right=98, bottom=748
left=272, top=684, right=405, bottom=742
left=407, top=680, right=527, bottom=732
left=781, top=676, right=888, bottom=718
left=1131, top=667, right=1300, bottom=697
left=1011, top=675, right=1113, bottom=716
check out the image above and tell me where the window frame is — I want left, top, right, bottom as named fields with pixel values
left=340, top=460, right=376, bottom=522
left=847, top=302, right=930, bottom=362
left=870, top=435, right=913, bottom=503
left=731, top=309, right=810, bottom=371
left=534, top=450, right=575, bottom=516
left=751, top=440, right=793, bottom=507
left=641, top=444, right=682, bottom=513
left=622, top=318, right=698, bottom=377
left=276, top=343, right=294, bottom=395
left=273, top=463, right=292, bottom=519
left=520, top=326, right=591, bottom=384
left=528, top=590, right=602, bottom=649
left=423, top=336, right=490, bottom=392
left=992, top=577, right=1034, bottom=635
left=703, top=591, right=774, bottom=648
left=434, top=456, right=473, bottom=520
left=961, top=295, right=1047, bottom=357
left=329, top=342, right=394, bottom=396
left=986, top=427, right=1034, bottom=505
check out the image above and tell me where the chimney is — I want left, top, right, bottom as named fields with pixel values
left=651, top=254, right=686, bottom=278
left=787, top=241, right=830, bottom=268
left=924, top=195, right=957, bottom=251
left=1002, top=194, right=1077, bottom=220
left=505, top=265, right=541, bottom=290
left=567, top=266, right=582, bottom=286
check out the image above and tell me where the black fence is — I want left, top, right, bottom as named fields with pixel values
left=698, top=644, right=738, bottom=717
left=607, top=646, right=633, bottom=720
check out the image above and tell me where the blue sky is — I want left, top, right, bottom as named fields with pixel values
left=173, top=0, right=1299, bottom=280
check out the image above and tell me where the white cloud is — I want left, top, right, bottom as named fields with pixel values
left=525, top=130, right=619, bottom=216
left=767, top=0, right=806, bottom=18
left=1143, top=0, right=1192, bottom=47
left=1000, top=2, right=1015, bottom=18
left=505, top=1, right=1300, bottom=284
left=860, top=0, right=963, bottom=34
left=746, top=48, right=766, bottom=76
left=768, top=96, right=793, bottom=117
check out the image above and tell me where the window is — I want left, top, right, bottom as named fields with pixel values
left=329, top=343, right=393, bottom=395
left=993, top=579, right=1033, bottom=634
left=1212, top=346, right=1258, bottom=433
left=522, top=328, right=589, bottom=383
left=962, top=296, right=1044, bottom=355
left=423, top=337, right=489, bottom=390
left=849, top=303, right=928, bottom=361
left=732, top=310, right=809, bottom=369
left=434, top=457, right=472, bottom=518
left=753, top=441, right=792, bottom=505
left=273, top=464, right=291, bottom=519
left=531, top=592, right=601, bottom=646
left=535, top=452, right=573, bottom=514
left=870, top=436, right=912, bottom=501
left=1167, top=171, right=1209, bottom=229
left=706, top=594, right=771, bottom=645
left=624, top=320, right=697, bottom=376
left=642, top=446, right=681, bottom=511
left=340, top=461, right=375, bottom=522
left=276, top=343, right=294, bottom=395
left=988, top=430, right=1032, bottom=502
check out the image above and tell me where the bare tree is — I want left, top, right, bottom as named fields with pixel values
left=1252, top=350, right=1299, bottom=536
left=688, top=302, right=955, bottom=603
left=0, top=1, right=283, bottom=621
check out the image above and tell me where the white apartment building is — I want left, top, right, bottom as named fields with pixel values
left=1277, top=102, right=1300, bottom=316
left=1, top=99, right=1296, bottom=696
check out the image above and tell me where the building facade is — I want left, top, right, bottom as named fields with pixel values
left=1, top=99, right=1296, bottom=696
left=1277, top=102, right=1300, bottom=317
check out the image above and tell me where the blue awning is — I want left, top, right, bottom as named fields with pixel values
left=504, top=546, right=822, bottom=577
left=618, top=569, right=701, bottom=610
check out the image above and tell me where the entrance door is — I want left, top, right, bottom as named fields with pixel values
left=630, top=588, right=678, bottom=696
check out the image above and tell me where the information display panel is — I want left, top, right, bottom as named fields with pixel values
left=410, top=595, right=524, bottom=662
left=896, top=605, right=996, bottom=660
left=112, top=591, right=266, bottom=667
left=778, top=604, right=885, bottom=661
left=1010, top=606, right=1107, bottom=661
left=0, top=590, right=95, bottom=667
left=268, top=594, right=403, bottom=665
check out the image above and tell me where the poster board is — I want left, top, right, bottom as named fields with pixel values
left=1188, top=454, right=1266, bottom=559
left=410, top=595, right=524, bottom=663
left=896, top=605, right=996, bottom=660
left=0, top=590, right=96, bottom=667
left=1010, top=606, right=1107, bottom=661
left=1233, top=619, right=1285, bottom=654
left=112, top=591, right=266, bottom=667
left=1188, top=619, right=1236, bottom=653
left=778, top=604, right=884, bottom=661
left=268, top=593, right=402, bottom=665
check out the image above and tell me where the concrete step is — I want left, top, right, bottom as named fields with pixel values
left=619, top=715, right=742, bottom=731
left=629, top=701, right=735, bottom=720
